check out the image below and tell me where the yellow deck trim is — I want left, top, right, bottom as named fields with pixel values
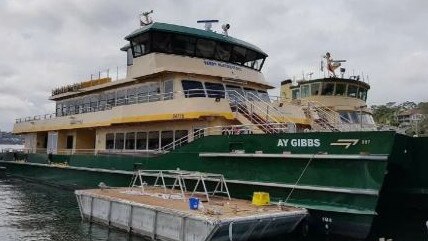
left=14, top=111, right=235, bottom=133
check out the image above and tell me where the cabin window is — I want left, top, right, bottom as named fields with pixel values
left=347, top=85, right=358, bottom=97
left=335, top=83, right=346, bottom=96
left=161, top=131, right=174, bottom=148
left=182, top=80, right=206, bottom=98
left=131, top=33, right=151, bottom=57
left=163, top=80, right=174, bottom=100
left=83, top=97, right=90, bottom=113
left=214, top=42, right=232, bottom=62
left=291, top=89, right=300, bottom=99
left=257, top=90, right=270, bottom=102
left=136, top=132, right=147, bottom=150
left=116, top=89, right=126, bottom=106
left=359, top=88, right=367, bottom=101
left=66, top=135, right=74, bottom=149
left=301, top=85, right=310, bottom=98
left=56, top=102, right=62, bottom=117
left=127, top=88, right=137, bottom=104
left=106, top=92, right=115, bottom=108
left=311, top=83, right=320, bottom=95
left=230, top=46, right=247, bottom=65
left=225, top=85, right=244, bottom=96
left=148, top=82, right=161, bottom=102
left=115, top=133, right=125, bottom=150
left=127, top=48, right=133, bottom=66
left=125, top=132, right=135, bottom=150
left=172, top=35, right=196, bottom=56
left=244, top=88, right=258, bottom=100
left=152, top=32, right=172, bottom=53
left=174, top=130, right=189, bottom=142
left=321, top=83, right=335, bottom=95
left=204, top=82, right=225, bottom=98
left=195, top=39, right=216, bottom=58
left=90, top=95, right=98, bottom=112
left=106, top=133, right=115, bottom=150
left=148, top=131, right=160, bottom=150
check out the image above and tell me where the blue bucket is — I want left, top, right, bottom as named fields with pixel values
left=188, top=197, right=200, bottom=210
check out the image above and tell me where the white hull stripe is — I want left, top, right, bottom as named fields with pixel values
left=199, top=153, right=389, bottom=161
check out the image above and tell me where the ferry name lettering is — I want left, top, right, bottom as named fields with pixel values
left=203, top=60, right=242, bottom=71
left=277, top=138, right=321, bottom=147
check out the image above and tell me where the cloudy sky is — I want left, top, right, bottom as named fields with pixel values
left=0, top=0, right=427, bottom=131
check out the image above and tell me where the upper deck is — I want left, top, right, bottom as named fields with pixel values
left=50, top=22, right=272, bottom=101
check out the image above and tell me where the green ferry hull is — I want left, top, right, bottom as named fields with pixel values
left=0, top=131, right=416, bottom=239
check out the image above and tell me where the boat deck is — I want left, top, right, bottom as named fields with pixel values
left=77, top=186, right=303, bottom=222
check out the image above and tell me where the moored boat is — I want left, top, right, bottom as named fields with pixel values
left=1, top=13, right=427, bottom=239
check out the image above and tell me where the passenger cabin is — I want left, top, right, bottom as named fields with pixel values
left=14, top=22, right=306, bottom=155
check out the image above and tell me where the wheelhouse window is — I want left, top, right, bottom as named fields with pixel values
left=311, top=83, right=320, bottom=95
left=106, top=133, right=114, bottom=150
left=230, top=46, right=247, bottom=65
left=196, top=39, right=216, bottom=58
left=358, top=88, right=367, bottom=101
left=214, top=42, right=232, bottom=62
left=131, top=33, right=151, bottom=57
left=292, top=89, right=300, bottom=99
left=152, top=32, right=172, bottom=53
left=172, top=35, right=196, bottom=56
left=321, top=83, right=335, bottom=95
left=182, top=80, right=206, bottom=98
left=301, top=85, right=310, bottom=98
left=347, top=85, right=358, bottom=97
left=335, top=83, right=346, bottom=96
left=163, top=80, right=174, bottom=100
left=205, top=82, right=225, bottom=98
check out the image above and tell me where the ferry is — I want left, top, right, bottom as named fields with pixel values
left=1, top=13, right=426, bottom=239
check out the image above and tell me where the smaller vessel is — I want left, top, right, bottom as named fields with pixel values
left=75, top=170, right=307, bottom=241
left=279, top=52, right=376, bottom=132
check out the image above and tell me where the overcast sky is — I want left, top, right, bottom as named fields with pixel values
left=0, top=0, right=427, bottom=131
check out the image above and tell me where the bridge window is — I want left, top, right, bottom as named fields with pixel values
left=106, top=133, right=115, bottom=150
left=301, top=85, right=310, bottom=98
left=125, top=132, right=135, bottom=150
left=182, top=80, right=206, bottom=98
left=214, top=42, right=232, bottom=62
left=335, top=83, right=346, bottom=96
left=196, top=39, right=216, bottom=58
left=292, top=89, right=300, bottom=99
left=172, top=35, right=196, bottom=56
left=115, top=133, right=124, bottom=150
left=321, top=83, right=335, bottom=95
left=205, top=82, right=225, bottom=98
left=131, top=33, right=151, bottom=57
left=347, top=85, right=358, bottom=97
left=136, top=132, right=147, bottom=150
left=230, top=46, right=247, bottom=65
left=152, top=32, right=172, bottom=53
left=311, top=83, right=320, bottom=95
left=358, top=88, right=367, bottom=101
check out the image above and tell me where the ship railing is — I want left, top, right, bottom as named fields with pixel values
left=161, top=123, right=294, bottom=152
left=16, top=113, right=56, bottom=124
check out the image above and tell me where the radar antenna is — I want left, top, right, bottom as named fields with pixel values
left=197, top=20, right=219, bottom=31
left=140, top=10, right=154, bottom=27
left=323, top=52, right=346, bottom=77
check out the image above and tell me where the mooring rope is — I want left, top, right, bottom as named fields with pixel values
left=285, top=154, right=315, bottom=203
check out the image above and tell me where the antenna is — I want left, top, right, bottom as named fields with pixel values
left=140, top=10, right=154, bottom=27
left=197, top=20, right=219, bottom=31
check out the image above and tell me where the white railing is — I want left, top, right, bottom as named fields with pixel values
left=161, top=123, right=295, bottom=152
